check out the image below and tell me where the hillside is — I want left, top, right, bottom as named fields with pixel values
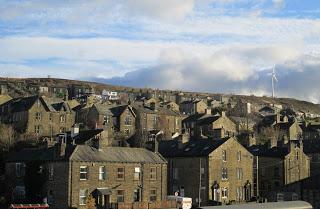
left=1, top=77, right=320, bottom=114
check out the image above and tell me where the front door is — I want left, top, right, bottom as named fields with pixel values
left=104, top=195, right=110, bottom=209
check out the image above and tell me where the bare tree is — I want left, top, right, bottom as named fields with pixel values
left=0, top=124, right=16, bottom=152
left=86, top=194, right=96, bottom=209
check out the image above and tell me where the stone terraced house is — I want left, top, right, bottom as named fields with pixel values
left=159, top=137, right=254, bottom=206
left=0, top=95, right=75, bottom=138
left=5, top=133, right=167, bottom=209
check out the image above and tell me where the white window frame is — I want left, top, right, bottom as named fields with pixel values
left=134, top=167, right=141, bottom=181
left=79, top=189, right=88, bottom=205
left=150, top=188, right=157, bottom=202
left=237, top=151, right=241, bottom=161
left=80, top=166, right=88, bottom=180
left=222, top=167, right=228, bottom=180
left=99, top=166, right=106, bottom=180
left=15, top=163, right=25, bottom=178
left=222, top=150, right=227, bottom=162
left=150, top=167, right=157, bottom=180
left=117, top=167, right=125, bottom=180
left=221, top=187, right=228, bottom=199
left=117, top=190, right=125, bottom=202
left=35, top=112, right=42, bottom=121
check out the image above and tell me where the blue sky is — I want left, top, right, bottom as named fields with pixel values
left=0, top=0, right=320, bottom=102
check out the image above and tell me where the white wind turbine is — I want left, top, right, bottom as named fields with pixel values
left=271, top=65, right=278, bottom=98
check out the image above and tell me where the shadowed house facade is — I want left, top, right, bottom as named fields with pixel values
left=87, top=103, right=136, bottom=137
left=0, top=95, right=75, bottom=137
left=5, top=135, right=167, bottom=209
left=179, top=99, right=207, bottom=115
left=183, top=112, right=237, bottom=139
left=133, top=103, right=182, bottom=140
left=249, top=140, right=310, bottom=200
left=159, top=137, right=253, bottom=206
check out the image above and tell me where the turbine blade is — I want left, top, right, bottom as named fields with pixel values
left=273, top=75, right=278, bottom=82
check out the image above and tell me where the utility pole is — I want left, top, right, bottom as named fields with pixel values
left=256, top=156, right=259, bottom=201
left=198, top=157, right=202, bottom=207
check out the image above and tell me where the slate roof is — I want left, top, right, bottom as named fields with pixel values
left=6, top=147, right=56, bottom=162
left=159, top=138, right=228, bottom=158
left=133, top=105, right=180, bottom=116
left=274, top=122, right=293, bottom=131
left=197, top=115, right=220, bottom=126
left=110, top=105, right=129, bottom=117
left=71, top=129, right=104, bottom=144
left=180, top=99, right=202, bottom=105
left=93, top=103, right=113, bottom=115
left=10, top=95, right=39, bottom=112
left=302, top=140, right=320, bottom=154
left=248, top=145, right=288, bottom=158
left=182, top=113, right=206, bottom=123
left=51, top=102, right=72, bottom=112
left=70, top=145, right=166, bottom=163
left=66, top=99, right=81, bottom=109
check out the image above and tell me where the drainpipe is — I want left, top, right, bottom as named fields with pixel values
left=198, top=157, right=202, bottom=207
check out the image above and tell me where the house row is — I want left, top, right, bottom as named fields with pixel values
left=5, top=127, right=320, bottom=208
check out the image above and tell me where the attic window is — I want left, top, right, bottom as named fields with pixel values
left=190, top=143, right=196, bottom=147
left=203, top=146, right=209, bottom=151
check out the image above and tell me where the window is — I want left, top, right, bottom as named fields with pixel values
left=35, top=112, right=42, bottom=121
left=124, top=115, right=132, bottom=125
left=48, top=164, right=54, bottom=181
left=296, top=151, right=299, bottom=160
left=236, top=187, right=243, bottom=201
left=60, top=114, right=66, bottom=123
left=117, top=167, right=125, bottom=180
left=236, top=168, right=243, bottom=180
left=134, top=167, right=141, bottom=181
left=222, top=168, right=228, bottom=180
left=261, top=167, right=266, bottom=177
left=59, top=127, right=66, bottom=133
left=15, top=163, right=25, bottom=178
left=99, top=166, right=106, bottom=180
left=150, top=167, right=157, bottom=180
left=48, top=190, right=54, bottom=204
left=221, top=188, right=228, bottom=198
left=274, top=167, right=280, bottom=178
left=124, top=129, right=130, bottom=135
left=237, top=151, right=241, bottom=161
left=35, top=125, right=41, bottom=134
left=222, top=150, right=227, bottom=162
left=153, top=116, right=157, bottom=128
left=173, top=168, right=179, bottom=180
left=133, top=189, right=141, bottom=202
left=150, top=189, right=157, bottom=202
left=117, top=190, right=124, bottom=202
left=277, top=193, right=284, bottom=201
left=80, top=166, right=88, bottom=180
left=79, top=189, right=88, bottom=205
left=49, top=113, right=52, bottom=121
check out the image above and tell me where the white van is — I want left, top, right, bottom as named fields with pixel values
left=167, top=196, right=192, bottom=209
